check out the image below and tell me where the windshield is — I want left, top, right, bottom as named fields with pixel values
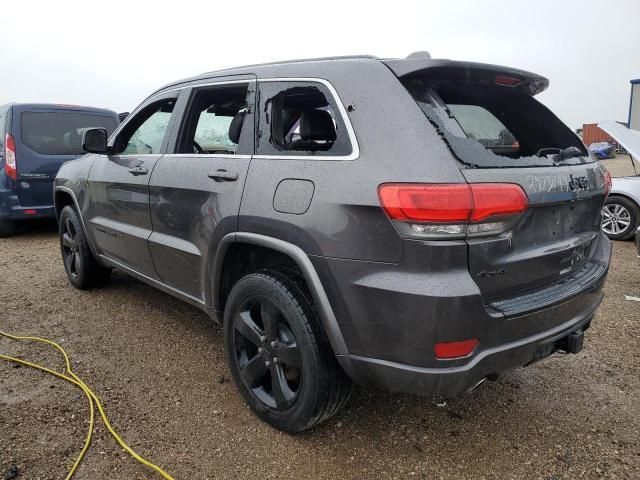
left=402, top=75, right=592, bottom=168
left=21, top=111, right=117, bottom=155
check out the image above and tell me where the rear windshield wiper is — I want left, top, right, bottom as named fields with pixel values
left=536, top=146, right=584, bottom=161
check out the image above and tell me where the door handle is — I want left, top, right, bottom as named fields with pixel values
left=208, top=169, right=238, bottom=182
left=128, top=166, right=149, bottom=176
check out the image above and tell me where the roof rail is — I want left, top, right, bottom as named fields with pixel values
left=199, top=55, right=378, bottom=76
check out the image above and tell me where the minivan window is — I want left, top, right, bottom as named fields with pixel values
left=256, top=81, right=352, bottom=157
left=21, top=112, right=117, bottom=155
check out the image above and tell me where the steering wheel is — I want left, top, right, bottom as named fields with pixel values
left=193, top=141, right=204, bottom=154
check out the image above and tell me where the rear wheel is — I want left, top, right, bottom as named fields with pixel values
left=224, top=270, right=352, bottom=432
left=59, top=205, right=111, bottom=289
left=601, top=196, right=639, bottom=240
left=0, top=219, right=17, bottom=237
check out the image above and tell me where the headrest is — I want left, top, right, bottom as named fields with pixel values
left=228, top=111, right=245, bottom=144
left=299, top=110, right=336, bottom=142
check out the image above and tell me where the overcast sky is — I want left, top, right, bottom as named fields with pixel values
left=2, top=0, right=638, bottom=129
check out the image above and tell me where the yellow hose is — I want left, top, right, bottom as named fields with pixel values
left=0, top=331, right=175, bottom=480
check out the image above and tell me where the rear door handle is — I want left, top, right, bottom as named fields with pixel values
left=208, top=169, right=238, bottom=182
left=128, top=166, right=149, bottom=176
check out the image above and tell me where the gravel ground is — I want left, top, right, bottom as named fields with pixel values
left=1, top=222, right=639, bottom=480
left=601, top=154, right=637, bottom=178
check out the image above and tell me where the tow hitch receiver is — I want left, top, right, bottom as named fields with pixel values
left=557, top=330, right=585, bottom=354
left=531, top=329, right=585, bottom=364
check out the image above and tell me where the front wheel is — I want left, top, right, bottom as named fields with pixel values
left=59, top=205, right=111, bottom=289
left=224, top=270, right=352, bottom=432
left=601, top=196, right=639, bottom=240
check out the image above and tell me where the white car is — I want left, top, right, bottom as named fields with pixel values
left=598, top=122, right=640, bottom=240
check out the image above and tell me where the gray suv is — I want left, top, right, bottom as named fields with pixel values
left=54, top=54, right=612, bottom=432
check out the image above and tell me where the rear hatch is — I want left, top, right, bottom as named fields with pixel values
left=388, top=60, right=609, bottom=312
left=11, top=105, right=118, bottom=206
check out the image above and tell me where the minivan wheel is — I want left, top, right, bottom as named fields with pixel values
left=224, top=270, right=352, bottom=432
left=0, top=219, right=17, bottom=237
left=601, top=196, right=639, bottom=240
left=59, top=206, right=111, bottom=289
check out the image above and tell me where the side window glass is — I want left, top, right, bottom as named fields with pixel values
left=176, top=83, right=251, bottom=155
left=117, top=99, right=175, bottom=154
left=257, top=82, right=352, bottom=157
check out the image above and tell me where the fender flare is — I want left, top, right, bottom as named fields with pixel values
left=54, top=186, right=100, bottom=259
left=212, top=232, right=351, bottom=362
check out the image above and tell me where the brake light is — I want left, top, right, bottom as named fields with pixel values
left=603, top=169, right=612, bottom=197
left=378, top=184, right=472, bottom=222
left=378, top=183, right=528, bottom=237
left=4, top=134, right=17, bottom=180
left=434, top=339, right=479, bottom=359
left=495, top=75, right=522, bottom=87
left=468, top=184, right=529, bottom=221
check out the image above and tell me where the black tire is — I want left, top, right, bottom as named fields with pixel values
left=0, top=219, right=17, bottom=237
left=59, top=205, right=111, bottom=289
left=601, top=196, right=639, bottom=240
left=224, top=269, right=352, bottom=432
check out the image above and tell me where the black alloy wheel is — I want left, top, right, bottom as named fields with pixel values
left=58, top=205, right=111, bottom=289
left=224, top=270, right=353, bottom=432
left=231, top=295, right=302, bottom=410
left=61, top=215, right=82, bottom=279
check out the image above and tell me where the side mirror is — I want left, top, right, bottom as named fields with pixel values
left=82, top=128, right=109, bottom=154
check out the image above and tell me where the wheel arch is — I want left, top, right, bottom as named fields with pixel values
left=54, top=186, right=101, bottom=260
left=212, top=232, right=351, bottom=363
left=54, top=188, right=76, bottom=220
left=606, top=192, right=640, bottom=210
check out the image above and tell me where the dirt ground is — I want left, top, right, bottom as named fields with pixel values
left=1, top=223, right=639, bottom=480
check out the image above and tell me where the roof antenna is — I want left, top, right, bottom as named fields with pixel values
left=406, top=51, right=431, bottom=59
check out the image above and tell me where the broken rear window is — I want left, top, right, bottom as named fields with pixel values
left=401, top=72, right=593, bottom=168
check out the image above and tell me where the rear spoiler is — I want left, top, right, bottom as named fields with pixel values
left=382, top=58, right=549, bottom=96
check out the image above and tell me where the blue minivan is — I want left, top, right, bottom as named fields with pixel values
left=0, top=103, right=119, bottom=236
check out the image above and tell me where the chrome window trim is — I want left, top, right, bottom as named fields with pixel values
left=111, top=79, right=255, bottom=140
left=161, top=154, right=251, bottom=159
left=254, top=78, right=359, bottom=161
left=113, top=77, right=359, bottom=161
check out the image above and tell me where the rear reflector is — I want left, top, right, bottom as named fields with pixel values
left=24, top=209, right=37, bottom=215
left=434, top=339, right=479, bottom=359
left=4, top=134, right=17, bottom=180
left=378, top=183, right=528, bottom=223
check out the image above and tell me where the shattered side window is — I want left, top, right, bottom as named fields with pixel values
left=256, top=81, right=352, bottom=157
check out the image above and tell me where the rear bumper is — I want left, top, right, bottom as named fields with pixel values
left=0, top=189, right=55, bottom=220
left=313, top=232, right=611, bottom=397
left=344, top=294, right=599, bottom=397
left=635, top=227, right=640, bottom=257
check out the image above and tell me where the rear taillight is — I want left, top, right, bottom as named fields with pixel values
left=603, top=169, right=612, bottom=198
left=4, top=134, right=17, bottom=180
left=378, top=183, right=529, bottom=238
